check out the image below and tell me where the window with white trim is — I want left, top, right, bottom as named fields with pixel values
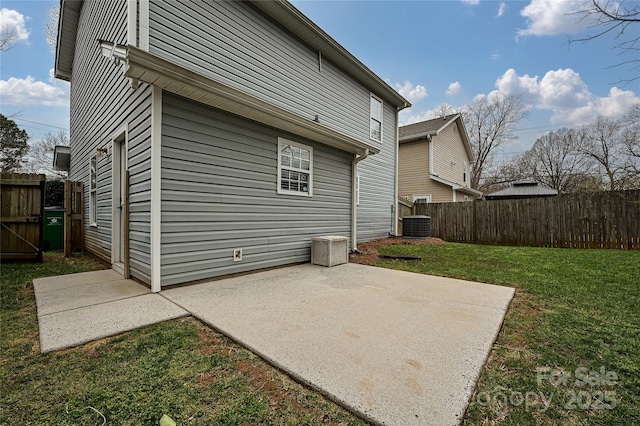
left=463, top=161, right=467, bottom=184
left=90, top=156, right=97, bottom=226
left=277, top=138, right=313, bottom=196
left=412, top=194, right=432, bottom=203
left=370, top=94, right=383, bottom=142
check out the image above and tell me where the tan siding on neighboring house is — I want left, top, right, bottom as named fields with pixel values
left=399, top=139, right=456, bottom=203
left=398, top=140, right=429, bottom=201
left=429, top=181, right=456, bottom=203
left=431, top=123, right=471, bottom=186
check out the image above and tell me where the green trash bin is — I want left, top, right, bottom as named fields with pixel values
left=43, top=207, right=65, bottom=251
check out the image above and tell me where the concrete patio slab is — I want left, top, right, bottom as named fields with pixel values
left=163, top=263, right=515, bottom=426
left=33, top=273, right=188, bottom=353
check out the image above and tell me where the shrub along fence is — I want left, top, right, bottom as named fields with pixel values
left=411, top=189, right=640, bottom=249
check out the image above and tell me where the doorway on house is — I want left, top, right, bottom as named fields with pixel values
left=112, top=131, right=127, bottom=275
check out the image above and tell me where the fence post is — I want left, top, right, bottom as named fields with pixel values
left=472, top=200, right=478, bottom=244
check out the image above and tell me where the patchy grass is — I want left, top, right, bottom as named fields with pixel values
left=1, top=252, right=366, bottom=425
left=376, top=243, right=640, bottom=425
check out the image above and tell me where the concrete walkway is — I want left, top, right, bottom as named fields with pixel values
left=33, top=270, right=188, bottom=353
left=33, top=264, right=514, bottom=426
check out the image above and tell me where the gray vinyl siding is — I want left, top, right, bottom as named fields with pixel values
left=147, top=0, right=372, bottom=144
left=161, top=93, right=352, bottom=286
left=357, top=103, right=398, bottom=241
left=68, top=0, right=152, bottom=281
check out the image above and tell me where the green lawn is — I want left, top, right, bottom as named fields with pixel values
left=0, top=252, right=365, bottom=425
left=377, top=243, right=640, bottom=425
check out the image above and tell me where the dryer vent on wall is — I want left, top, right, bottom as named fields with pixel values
left=402, top=215, right=431, bottom=239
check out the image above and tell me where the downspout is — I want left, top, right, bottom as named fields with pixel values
left=393, top=110, right=399, bottom=236
left=351, top=149, right=369, bottom=253
left=428, top=134, right=435, bottom=175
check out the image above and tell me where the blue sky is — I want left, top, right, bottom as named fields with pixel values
left=1, top=0, right=639, bottom=162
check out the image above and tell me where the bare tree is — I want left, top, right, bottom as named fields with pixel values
left=45, top=6, right=60, bottom=51
left=622, top=104, right=640, bottom=158
left=0, top=26, right=18, bottom=51
left=525, top=128, right=596, bottom=192
left=481, top=153, right=533, bottom=192
left=25, top=130, right=69, bottom=178
left=462, top=94, right=528, bottom=190
left=572, top=0, right=640, bottom=83
left=432, top=103, right=458, bottom=118
left=620, top=104, right=640, bottom=185
left=579, top=116, right=626, bottom=190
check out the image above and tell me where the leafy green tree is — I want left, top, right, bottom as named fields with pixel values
left=0, top=114, right=29, bottom=173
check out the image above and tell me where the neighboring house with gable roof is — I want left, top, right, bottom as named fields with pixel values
left=398, top=114, right=482, bottom=203
left=54, top=0, right=410, bottom=291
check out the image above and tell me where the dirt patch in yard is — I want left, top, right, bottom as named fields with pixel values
left=349, top=237, right=445, bottom=266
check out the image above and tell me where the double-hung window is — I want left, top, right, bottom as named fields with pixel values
left=90, top=156, right=97, bottom=226
left=278, top=138, right=313, bottom=196
left=370, top=94, right=383, bottom=142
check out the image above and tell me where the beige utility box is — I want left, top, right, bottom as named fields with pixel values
left=311, top=236, right=348, bottom=267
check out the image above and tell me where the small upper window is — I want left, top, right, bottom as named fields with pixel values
left=370, top=94, right=382, bottom=142
left=90, top=156, right=97, bottom=226
left=278, top=138, right=313, bottom=196
left=463, top=161, right=467, bottom=184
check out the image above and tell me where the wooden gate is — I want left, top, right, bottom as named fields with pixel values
left=64, top=180, right=84, bottom=256
left=1, top=173, right=46, bottom=261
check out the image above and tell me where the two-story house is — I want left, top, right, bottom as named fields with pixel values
left=54, top=0, right=410, bottom=291
left=398, top=114, right=482, bottom=203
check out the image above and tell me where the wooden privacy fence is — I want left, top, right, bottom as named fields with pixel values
left=397, top=199, right=413, bottom=236
left=1, top=173, right=46, bottom=261
left=411, top=189, right=640, bottom=249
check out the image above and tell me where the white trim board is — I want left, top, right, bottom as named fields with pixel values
left=150, top=86, right=162, bottom=292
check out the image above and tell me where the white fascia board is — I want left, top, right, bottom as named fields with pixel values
left=399, top=132, right=434, bottom=143
left=430, top=174, right=483, bottom=197
left=433, top=114, right=460, bottom=135
left=123, top=46, right=379, bottom=156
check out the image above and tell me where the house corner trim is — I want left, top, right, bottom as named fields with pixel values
left=150, top=86, right=162, bottom=292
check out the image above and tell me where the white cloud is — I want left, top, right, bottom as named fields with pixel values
left=395, top=81, right=428, bottom=103
left=446, top=81, right=462, bottom=96
left=496, top=2, right=507, bottom=18
left=0, top=69, right=69, bottom=106
left=0, top=8, right=30, bottom=47
left=517, top=0, right=595, bottom=37
left=493, top=67, right=591, bottom=109
left=488, top=67, right=640, bottom=125
left=491, top=68, right=541, bottom=105
left=461, top=0, right=480, bottom=5
left=537, top=68, right=591, bottom=109
left=555, top=87, right=640, bottom=124
left=490, top=52, right=501, bottom=60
